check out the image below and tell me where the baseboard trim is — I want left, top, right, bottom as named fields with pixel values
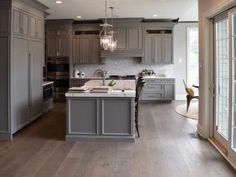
left=208, top=138, right=236, bottom=170
left=197, top=124, right=209, bottom=139
left=0, top=132, right=12, bottom=141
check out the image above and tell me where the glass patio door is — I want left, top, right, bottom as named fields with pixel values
left=214, top=14, right=230, bottom=147
left=231, top=12, right=236, bottom=153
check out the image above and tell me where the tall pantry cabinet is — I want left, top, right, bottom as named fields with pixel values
left=0, top=0, right=48, bottom=140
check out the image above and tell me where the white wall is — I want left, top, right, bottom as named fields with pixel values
left=74, top=22, right=198, bottom=100
left=174, top=22, right=198, bottom=100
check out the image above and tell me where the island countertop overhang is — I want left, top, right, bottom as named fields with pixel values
left=66, top=80, right=136, bottom=98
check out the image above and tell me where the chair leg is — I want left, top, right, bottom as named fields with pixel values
left=135, top=105, right=140, bottom=138
left=136, top=120, right=140, bottom=138
left=187, top=96, right=191, bottom=112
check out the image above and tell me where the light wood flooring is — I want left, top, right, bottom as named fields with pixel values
left=0, top=102, right=235, bottom=177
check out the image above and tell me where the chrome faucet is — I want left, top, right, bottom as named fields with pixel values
left=94, top=69, right=107, bottom=86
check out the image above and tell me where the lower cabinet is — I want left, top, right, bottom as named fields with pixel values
left=11, top=38, right=30, bottom=133
left=11, top=38, right=43, bottom=134
left=66, top=97, right=135, bottom=141
left=102, top=99, right=132, bottom=135
left=141, top=78, right=175, bottom=101
left=30, top=40, right=43, bottom=120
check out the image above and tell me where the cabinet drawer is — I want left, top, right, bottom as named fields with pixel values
left=164, top=79, right=175, bottom=83
left=144, top=79, right=163, bottom=84
left=143, top=84, right=163, bottom=93
left=142, top=93, right=163, bottom=100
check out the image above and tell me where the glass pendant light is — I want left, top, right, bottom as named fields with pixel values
left=108, top=7, right=117, bottom=52
left=100, top=0, right=112, bottom=50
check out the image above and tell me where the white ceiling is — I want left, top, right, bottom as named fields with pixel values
left=37, top=0, right=198, bottom=21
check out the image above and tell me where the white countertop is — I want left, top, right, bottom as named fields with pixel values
left=43, top=81, right=54, bottom=87
left=143, top=75, right=175, bottom=79
left=70, top=77, right=104, bottom=80
left=66, top=80, right=136, bottom=98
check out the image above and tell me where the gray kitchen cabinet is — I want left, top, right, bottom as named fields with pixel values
left=30, top=16, right=44, bottom=39
left=143, top=36, right=154, bottom=63
left=164, top=84, right=175, bottom=100
left=69, top=98, right=98, bottom=135
left=0, top=0, right=48, bottom=140
left=141, top=78, right=175, bottom=101
left=103, top=99, right=132, bottom=135
left=162, top=34, right=173, bottom=64
left=66, top=97, right=135, bottom=141
left=115, top=27, right=127, bottom=50
left=47, top=36, right=57, bottom=57
left=46, top=20, right=72, bottom=57
left=46, top=34, right=70, bottom=57
left=72, top=35, right=100, bottom=64
left=30, top=40, right=43, bottom=120
left=13, top=8, right=29, bottom=37
left=11, top=37, right=30, bottom=133
left=59, top=37, right=70, bottom=57
left=143, top=34, right=173, bottom=64
left=101, top=18, right=143, bottom=58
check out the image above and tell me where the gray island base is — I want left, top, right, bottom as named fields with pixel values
left=65, top=80, right=136, bottom=142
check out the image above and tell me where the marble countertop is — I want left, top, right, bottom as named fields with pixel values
left=43, top=81, right=54, bottom=87
left=70, top=77, right=104, bottom=80
left=66, top=80, right=136, bottom=98
left=143, top=75, right=175, bottom=79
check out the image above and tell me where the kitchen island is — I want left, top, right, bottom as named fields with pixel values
left=65, top=80, right=136, bottom=142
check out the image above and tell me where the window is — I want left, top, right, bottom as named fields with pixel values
left=187, top=27, right=199, bottom=86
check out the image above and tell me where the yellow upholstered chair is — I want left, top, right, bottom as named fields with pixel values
left=183, top=80, right=199, bottom=112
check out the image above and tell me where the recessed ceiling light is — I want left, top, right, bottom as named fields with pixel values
left=56, top=0, right=63, bottom=4
left=153, top=14, right=158, bottom=17
left=76, top=16, right=82, bottom=19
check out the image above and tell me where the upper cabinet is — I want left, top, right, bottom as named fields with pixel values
left=143, top=33, right=173, bottom=64
left=46, top=20, right=72, bottom=57
left=13, top=8, right=29, bottom=37
left=142, top=22, right=175, bottom=64
left=72, top=22, right=101, bottom=64
left=101, top=19, right=143, bottom=58
left=13, top=8, right=44, bottom=40
left=30, top=16, right=44, bottom=39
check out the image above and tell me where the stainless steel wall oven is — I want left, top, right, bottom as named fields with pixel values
left=47, top=57, right=69, bottom=102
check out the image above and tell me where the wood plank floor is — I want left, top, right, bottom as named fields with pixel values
left=0, top=102, right=235, bottom=177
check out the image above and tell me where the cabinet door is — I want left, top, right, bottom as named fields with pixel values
left=162, top=35, right=173, bottom=64
left=90, top=36, right=100, bottom=64
left=69, top=99, right=98, bottom=135
left=115, top=28, right=127, bottom=50
left=36, top=18, right=44, bottom=39
left=21, top=12, right=29, bottom=36
left=72, top=37, right=81, bottom=64
left=47, top=36, right=57, bottom=57
left=102, top=99, right=132, bottom=135
left=30, top=16, right=37, bottom=38
left=58, top=37, right=69, bottom=57
left=154, top=36, right=162, bottom=63
left=128, top=28, right=141, bottom=50
left=81, top=37, right=91, bottom=64
left=143, top=36, right=154, bottom=63
left=12, top=38, right=29, bottom=133
left=164, top=84, right=175, bottom=100
left=30, top=41, right=43, bottom=119
left=13, top=9, right=21, bottom=35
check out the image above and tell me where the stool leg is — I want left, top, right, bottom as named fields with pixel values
left=187, top=96, right=192, bottom=112
left=135, top=104, right=140, bottom=138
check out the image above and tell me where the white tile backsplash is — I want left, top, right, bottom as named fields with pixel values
left=73, top=58, right=174, bottom=77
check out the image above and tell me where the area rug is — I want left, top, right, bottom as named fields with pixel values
left=175, top=102, right=198, bottom=120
